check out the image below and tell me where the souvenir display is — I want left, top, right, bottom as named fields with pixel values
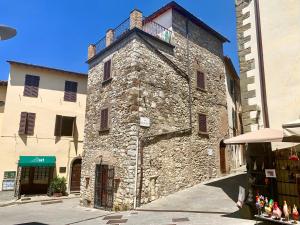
left=293, top=205, right=299, bottom=224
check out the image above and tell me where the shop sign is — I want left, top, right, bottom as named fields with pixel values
left=4, top=171, right=16, bottom=179
left=140, top=117, right=150, bottom=127
left=2, top=179, right=15, bottom=191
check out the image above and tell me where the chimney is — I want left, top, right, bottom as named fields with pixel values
left=88, top=44, right=96, bottom=60
left=106, top=29, right=114, bottom=47
left=130, top=9, right=143, bottom=30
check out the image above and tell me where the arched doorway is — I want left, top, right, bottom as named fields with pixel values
left=70, top=158, right=82, bottom=192
left=220, top=140, right=227, bottom=174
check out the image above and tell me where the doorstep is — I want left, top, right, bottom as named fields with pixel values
left=0, top=194, right=79, bottom=207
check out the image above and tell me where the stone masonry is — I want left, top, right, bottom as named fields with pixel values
left=81, top=4, right=229, bottom=210
left=235, top=0, right=262, bottom=132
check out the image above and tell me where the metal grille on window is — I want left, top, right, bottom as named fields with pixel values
left=199, top=114, right=207, bottom=133
left=100, top=108, right=109, bottom=131
left=197, top=71, right=205, bottom=90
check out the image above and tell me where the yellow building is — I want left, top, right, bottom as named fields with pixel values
left=0, top=61, right=87, bottom=195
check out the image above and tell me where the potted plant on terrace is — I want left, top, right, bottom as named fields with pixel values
left=48, top=176, right=67, bottom=197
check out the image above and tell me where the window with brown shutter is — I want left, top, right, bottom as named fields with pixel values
left=64, top=81, right=78, bottom=102
left=18, top=112, right=36, bottom=135
left=54, top=115, right=75, bottom=136
left=23, top=75, right=40, bottom=97
left=103, top=60, right=111, bottom=82
left=100, top=108, right=109, bottom=131
left=26, top=113, right=36, bottom=135
left=19, top=112, right=28, bottom=135
left=198, top=113, right=207, bottom=133
left=196, top=71, right=205, bottom=90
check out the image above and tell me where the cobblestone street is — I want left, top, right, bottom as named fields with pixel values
left=0, top=170, right=266, bottom=225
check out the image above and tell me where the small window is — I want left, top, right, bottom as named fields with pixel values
left=54, top=115, right=75, bottom=136
left=18, top=112, right=36, bottom=135
left=103, top=60, right=111, bottom=82
left=24, top=75, right=40, bottom=97
left=100, top=108, right=109, bottom=131
left=198, top=113, right=207, bottom=133
left=196, top=71, right=205, bottom=90
left=64, top=81, right=78, bottom=102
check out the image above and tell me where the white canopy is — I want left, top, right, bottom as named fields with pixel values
left=282, top=119, right=300, bottom=142
left=224, top=128, right=283, bottom=144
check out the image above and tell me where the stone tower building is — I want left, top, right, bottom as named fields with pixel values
left=81, top=1, right=229, bottom=210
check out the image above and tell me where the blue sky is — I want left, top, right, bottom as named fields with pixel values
left=0, top=0, right=238, bottom=80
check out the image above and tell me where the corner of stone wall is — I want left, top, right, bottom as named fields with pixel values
left=236, top=0, right=258, bottom=132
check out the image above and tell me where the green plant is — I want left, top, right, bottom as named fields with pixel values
left=48, top=176, right=67, bottom=195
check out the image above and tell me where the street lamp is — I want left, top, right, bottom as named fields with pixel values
left=0, top=25, right=16, bottom=40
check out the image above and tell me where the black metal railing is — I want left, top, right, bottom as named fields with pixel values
left=93, top=17, right=172, bottom=55
left=94, top=36, right=106, bottom=55
left=142, top=19, right=172, bottom=44
left=113, top=17, right=130, bottom=41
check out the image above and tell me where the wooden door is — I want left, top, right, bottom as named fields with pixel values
left=70, top=159, right=82, bottom=192
left=220, top=147, right=226, bottom=173
left=94, top=165, right=114, bottom=209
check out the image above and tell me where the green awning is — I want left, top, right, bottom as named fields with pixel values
left=18, top=156, right=56, bottom=167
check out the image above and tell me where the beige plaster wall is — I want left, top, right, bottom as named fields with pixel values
left=0, top=85, right=7, bottom=138
left=0, top=64, right=87, bottom=191
left=260, top=0, right=300, bottom=129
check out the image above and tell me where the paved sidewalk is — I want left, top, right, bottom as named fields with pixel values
left=0, top=170, right=266, bottom=225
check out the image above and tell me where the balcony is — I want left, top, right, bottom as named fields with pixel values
left=89, top=10, right=172, bottom=59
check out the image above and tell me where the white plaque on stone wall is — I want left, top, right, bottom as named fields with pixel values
left=140, top=117, right=150, bottom=127
left=207, top=148, right=213, bottom=156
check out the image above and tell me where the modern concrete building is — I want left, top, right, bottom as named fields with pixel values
left=224, top=56, right=245, bottom=170
left=0, top=61, right=87, bottom=196
left=235, top=0, right=300, bottom=133
left=81, top=1, right=230, bottom=210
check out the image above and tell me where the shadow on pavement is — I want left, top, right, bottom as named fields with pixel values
left=137, top=209, right=230, bottom=214
left=205, top=173, right=248, bottom=203
left=14, top=223, right=49, bottom=225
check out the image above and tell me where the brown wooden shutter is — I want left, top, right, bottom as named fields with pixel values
left=24, top=75, right=40, bottom=97
left=199, top=113, right=207, bottom=133
left=197, top=71, right=205, bottom=90
left=18, top=112, right=28, bottom=134
left=31, top=76, right=40, bottom=97
left=100, top=108, right=109, bottom=131
left=64, top=81, right=77, bottom=102
left=26, top=113, right=36, bottom=135
left=103, top=60, right=111, bottom=81
left=54, top=115, right=63, bottom=136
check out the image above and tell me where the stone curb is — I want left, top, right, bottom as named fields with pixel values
left=0, top=196, right=79, bottom=207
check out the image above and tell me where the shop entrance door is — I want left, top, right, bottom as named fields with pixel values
left=20, top=167, right=54, bottom=195
left=70, top=158, right=82, bottom=192
left=94, top=164, right=114, bottom=209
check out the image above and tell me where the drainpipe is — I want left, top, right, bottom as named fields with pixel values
left=185, top=19, right=192, bottom=129
left=254, top=0, right=269, bottom=128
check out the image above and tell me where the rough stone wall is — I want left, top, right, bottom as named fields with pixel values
left=82, top=9, right=228, bottom=209
left=81, top=36, right=141, bottom=210
left=138, top=10, right=228, bottom=204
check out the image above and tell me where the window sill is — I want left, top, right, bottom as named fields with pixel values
left=196, top=88, right=207, bottom=92
left=102, top=78, right=113, bottom=86
left=23, top=95, right=38, bottom=98
left=198, top=131, right=209, bottom=138
left=99, top=129, right=110, bottom=134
